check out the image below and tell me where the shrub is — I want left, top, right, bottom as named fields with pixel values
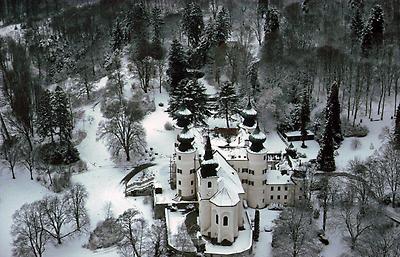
left=38, top=143, right=80, bottom=165
left=52, top=171, right=72, bottom=193
left=342, top=119, right=369, bottom=138
left=164, top=121, right=174, bottom=131
left=351, top=138, right=362, bottom=150
left=86, top=218, right=122, bottom=250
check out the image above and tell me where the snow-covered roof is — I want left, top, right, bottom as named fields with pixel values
left=175, top=107, right=192, bottom=116
left=266, top=169, right=293, bottom=185
left=217, top=147, right=248, bottom=161
left=178, top=128, right=194, bottom=140
left=285, top=130, right=314, bottom=137
left=242, top=107, right=257, bottom=116
left=209, top=151, right=245, bottom=207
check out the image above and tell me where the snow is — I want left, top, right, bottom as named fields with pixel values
left=285, top=130, right=315, bottom=137
left=199, top=77, right=217, bottom=96
left=249, top=208, right=281, bottom=257
left=0, top=168, right=50, bottom=257
left=165, top=209, right=197, bottom=253
left=242, top=107, right=258, bottom=116
left=266, top=169, right=292, bottom=185
left=0, top=23, right=22, bottom=40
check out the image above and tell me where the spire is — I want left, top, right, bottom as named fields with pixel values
left=241, top=99, right=257, bottom=127
left=204, top=136, right=213, bottom=160
left=249, top=124, right=266, bottom=152
left=200, top=136, right=218, bottom=178
left=177, top=126, right=194, bottom=152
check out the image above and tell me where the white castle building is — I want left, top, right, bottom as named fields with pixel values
left=171, top=102, right=305, bottom=246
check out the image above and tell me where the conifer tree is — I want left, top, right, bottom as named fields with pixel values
left=182, top=2, right=204, bottom=48
left=394, top=103, right=400, bottom=150
left=264, top=8, right=280, bottom=40
left=52, top=86, right=73, bottom=144
left=253, top=209, right=260, bottom=241
left=168, top=79, right=211, bottom=125
left=327, top=82, right=343, bottom=144
left=362, top=4, right=384, bottom=56
left=214, top=7, right=231, bottom=45
left=351, top=8, right=364, bottom=45
left=317, top=115, right=336, bottom=172
left=167, top=39, right=188, bottom=89
left=300, top=89, right=310, bottom=148
left=36, top=89, right=55, bottom=142
left=150, top=7, right=164, bottom=60
left=248, top=62, right=260, bottom=97
left=111, top=18, right=124, bottom=52
left=216, top=81, right=239, bottom=128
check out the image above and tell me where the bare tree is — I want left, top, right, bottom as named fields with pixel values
left=357, top=223, right=400, bottom=257
left=117, top=208, right=147, bottom=257
left=133, top=56, right=155, bottom=93
left=11, top=201, right=50, bottom=257
left=41, top=195, right=77, bottom=244
left=99, top=99, right=146, bottom=162
left=339, top=201, right=374, bottom=249
left=66, top=183, right=89, bottom=232
left=2, top=137, right=21, bottom=179
left=272, top=204, right=321, bottom=257
left=148, top=220, right=166, bottom=257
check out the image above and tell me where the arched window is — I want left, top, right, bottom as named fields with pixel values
left=216, top=214, right=219, bottom=224
left=208, top=181, right=212, bottom=188
left=223, top=216, right=228, bottom=226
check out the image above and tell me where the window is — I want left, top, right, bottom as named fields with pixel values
left=243, top=168, right=248, bottom=173
left=264, top=155, right=266, bottom=160
left=284, top=195, right=288, bottom=200
left=191, top=190, right=194, bottom=194
left=278, top=186, right=281, bottom=191
left=178, top=189, right=181, bottom=195
left=300, top=187, right=303, bottom=191
left=223, top=216, right=228, bottom=226
left=262, top=198, right=265, bottom=203
left=178, top=180, right=181, bottom=185
left=191, top=180, right=194, bottom=185
left=190, top=169, right=195, bottom=174
left=271, top=186, right=274, bottom=191
left=208, top=181, right=212, bottom=188
left=216, top=214, right=219, bottom=224
left=177, top=169, right=182, bottom=174
left=299, top=196, right=302, bottom=200
left=270, top=195, right=274, bottom=200
left=277, top=195, right=281, bottom=200
left=178, top=156, right=181, bottom=160
left=249, top=170, right=254, bottom=175
left=285, top=186, right=288, bottom=191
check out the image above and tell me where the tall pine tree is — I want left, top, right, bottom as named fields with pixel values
left=351, top=7, right=364, bottom=45
left=394, top=103, right=400, bottom=150
left=52, top=86, right=73, bottom=144
left=167, top=39, right=188, bottom=90
left=215, top=81, right=239, bottom=128
left=36, top=89, right=55, bottom=142
left=327, top=82, right=343, bottom=144
left=182, top=2, right=204, bottom=48
left=362, top=4, right=384, bottom=57
left=214, top=7, right=231, bottom=46
left=168, top=79, right=211, bottom=125
left=300, top=89, right=310, bottom=148
left=317, top=112, right=336, bottom=172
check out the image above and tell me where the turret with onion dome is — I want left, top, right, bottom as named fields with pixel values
left=177, top=126, right=194, bottom=152
left=249, top=125, right=266, bottom=152
left=241, top=99, right=257, bottom=127
left=200, top=136, right=218, bottom=178
left=174, top=106, right=192, bottom=128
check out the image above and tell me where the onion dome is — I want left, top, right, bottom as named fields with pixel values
left=177, top=126, right=194, bottom=152
left=175, top=106, right=192, bottom=128
left=200, top=136, right=218, bottom=178
left=249, top=125, right=266, bottom=152
left=241, top=99, right=257, bottom=127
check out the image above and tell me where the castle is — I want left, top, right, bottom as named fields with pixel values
left=171, top=101, right=305, bottom=246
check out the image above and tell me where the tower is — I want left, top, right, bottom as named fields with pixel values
left=241, top=99, right=258, bottom=131
left=198, top=136, right=219, bottom=237
left=175, top=126, right=197, bottom=200
left=174, top=106, right=192, bottom=144
left=246, top=125, right=267, bottom=208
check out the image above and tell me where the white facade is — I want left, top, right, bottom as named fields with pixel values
left=175, top=148, right=197, bottom=200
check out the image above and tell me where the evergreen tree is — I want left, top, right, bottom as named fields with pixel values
left=247, top=62, right=260, bottom=97
left=111, top=18, right=124, bottom=52
left=182, top=2, right=204, bottom=48
left=36, top=89, right=55, bottom=142
left=150, top=7, right=164, bottom=60
left=264, top=8, right=280, bottom=40
left=215, top=81, right=239, bottom=128
left=362, top=4, right=384, bottom=56
left=300, top=89, right=310, bottom=148
left=258, top=0, right=269, bottom=17
left=168, top=79, right=211, bottom=125
left=253, top=209, right=260, bottom=241
left=52, top=86, right=73, bottom=144
left=167, top=39, right=188, bottom=89
left=327, top=82, right=343, bottom=144
left=317, top=114, right=336, bottom=172
left=262, top=8, right=282, bottom=62
left=214, top=7, right=231, bottom=46
left=394, top=104, right=400, bottom=150
left=351, top=7, right=364, bottom=45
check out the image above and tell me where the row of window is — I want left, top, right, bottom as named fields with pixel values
left=271, top=186, right=288, bottom=191
left=177, top=169, right=196, bottom=174
left=238, top=168, right=269, bottom=175
left=216, top=215, right=229, bottom=226
left=178, top=180, right=195, bottom=186
left=270, top=195, right=288, bottom=200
